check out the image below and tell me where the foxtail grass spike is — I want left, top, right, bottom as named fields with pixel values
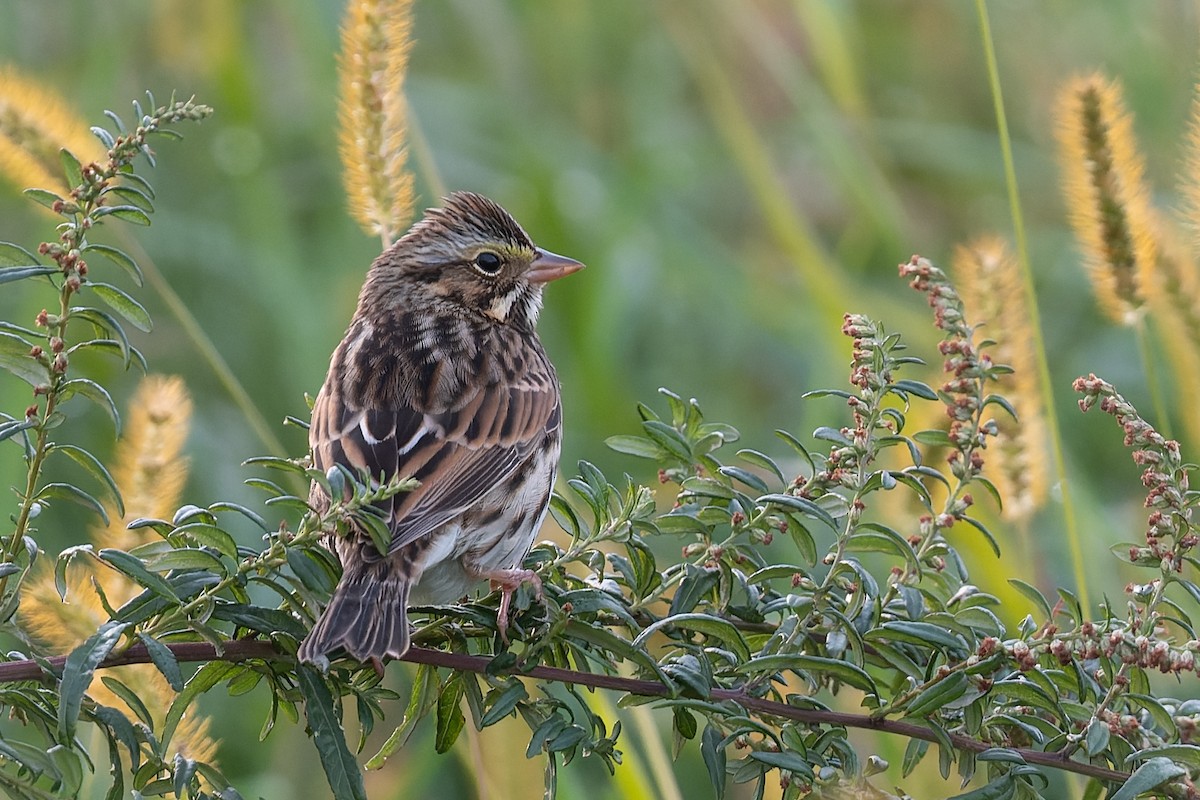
left=954, top=237, right=1048, bottom=521
left=338, top=0, right=415, bottom=246
left=0, top=67, right=102, bottom=198
left=1056, top=74, right=1157, bottom=326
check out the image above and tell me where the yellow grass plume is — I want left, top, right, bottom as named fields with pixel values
left=338, top=0, right=415, bottom=246
left=22, top=376, right=216, bottom=766
left=954, top=237, right=1048, bottom=522
left=1055, top=73, right=1157, bottom=325
left=0, top=66, right=102, bottom=196
left=1142, top=223, right=1200, bottom=451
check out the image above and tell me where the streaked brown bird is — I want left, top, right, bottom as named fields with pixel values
left=297, top=192, right=583, bottom=667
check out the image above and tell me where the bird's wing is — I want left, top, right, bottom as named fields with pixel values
left=310, top=367, right=560, bottom=555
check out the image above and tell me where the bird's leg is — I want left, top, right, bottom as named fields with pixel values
left=369, top=656, right=386, bottom=679
left=477, top=567, right=543, bottom=644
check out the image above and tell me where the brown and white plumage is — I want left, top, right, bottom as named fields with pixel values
left=297, top=192, right=583, bottom=667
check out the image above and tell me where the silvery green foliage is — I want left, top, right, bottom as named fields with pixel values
left=0, top=96, right=1197, bottom=800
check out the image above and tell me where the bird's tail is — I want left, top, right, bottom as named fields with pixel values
left=298, top=559, right=411, bottom=666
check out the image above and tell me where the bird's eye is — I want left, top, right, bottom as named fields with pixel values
left=473, top=251, right=503, bottom=275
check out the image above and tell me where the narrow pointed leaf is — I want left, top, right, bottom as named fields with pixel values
left=0, top=265, right=56, bottom=284
left=60, top=148, right=83, bottom=188
left=0, top=331, right=45, bottom=385
left=59, top=379, right=121, bottom=432
left=37, top=482, right=110, bottom=525
left=50, top=444, right=124, bottom=517
left=92, top=204, right=152, bottom=226
left=97, top=549, right=177, bottom=602
left=58, top=620, right=129, bottom=743
left=162, top=662, right=240, bottom=750
left=23, top=187, right=63, bottom=210
left=137, top=632, right=184, bottom=691
left=1110, top=757, right=1186, bottom=800
left=297, top=665, right=368, bottom=800
left=88, top=283, right=152, bottom=332
left=83, top=244, right=143, bottom=286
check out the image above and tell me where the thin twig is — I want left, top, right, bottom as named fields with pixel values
left=0, top=640, right=1132, bottom=785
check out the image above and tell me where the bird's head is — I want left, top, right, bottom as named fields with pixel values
left=373, top=191, right=584, bottom=330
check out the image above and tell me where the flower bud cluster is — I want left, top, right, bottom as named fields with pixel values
left=797, top=314, right=892, bottom=507
left=900, top=255, right=1000, bottom=493
left=1074, top=373, right=1194, bottom=569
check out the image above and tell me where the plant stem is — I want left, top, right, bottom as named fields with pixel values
left=1135, top=317, right=1172, bottom=439
left=0, top=640, right=1135, bottom=786
left=974, top=0, right=1090, bottom=611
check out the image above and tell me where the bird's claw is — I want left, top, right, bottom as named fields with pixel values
left=488, top=569, right=544, bottom=645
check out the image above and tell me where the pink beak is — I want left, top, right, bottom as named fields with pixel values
left=527, top=248, right=585, bottom=284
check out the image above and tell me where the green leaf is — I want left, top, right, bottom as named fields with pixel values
left=892, top=379, right=939, bottom=400
left=0, top=331, right=45, bottom=385
left=58, top=620, right=129, bottom=743
left=367, top=662, right=439, bottom=769
left=92, top=204, right=152, bottom=226
left=735, top=653, right=877, bottom=696
left=913, top=429, right=953, bottom=447
left=88, top=282, right=152, bottom=332
left=435, top=674, right=466, bottom=754
left=60, top=148, right=83, bottom=188
left=736, top=449, right=785, bottom=485
left=701, top=724, right=727, bottom=800
left=83, top=243, right=144, bottom=286
left=947, top=774, right=1015, bottom=800
left=606, top=434, right=669, bottom=460
left=137, top=632, right=184, bottom=691
left=1008, top=578, right=1053, bottom=620
left=100, top=676, right=154, bottom=727
left=748, top=749, right=814, bottom=779
left=141, top=547, right=227, bottom=574
left=23, top=187, right=63, bottom=210
left=37, top=482, right=110, bottom=525
left=162, top=662, right=240, bottom=750
left=1110, top=757, right=1186, bottom=800
left=1126, top=744, right=1200, bottom=768
left=758, top=493, right=838, bottom=530
left=0, top=265, right=56, bottom=284
left=91, top=703, right=140, bottom=768
left=97, top=548, right=178, bottom=602
left=68, top=334, right=143, bottom=372
left=208, top=501, right=269, bottom=532
left=104, top=185, right=155, bottom=213
left=173, top=522, right=240, bottom=560
left=0, top=416, right=36, bottom=444
left=50, top=444, right=124, bottom=517
left=958, top=515, right=1000, bottom=557
left=904, top=671, right=970, bottom=717
left=844, top=523, right=918, bottom=573
left=870, top=621, right=968, bottom=655
left=632, top=613, right=751, bottom=661
left=1083, top=718, right=1110, bottom=757
left=210, top=603, right=307, bottom=638
left=297, top=665, right=368, bottom=800
left=481, top=679, right=528, bottom=727
left=59, top=378, right=121, bottom=431
left=812, top=426, right=852, bottom=446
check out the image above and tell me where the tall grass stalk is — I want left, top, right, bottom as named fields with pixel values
left=974, top=0, right=1090, bottom=611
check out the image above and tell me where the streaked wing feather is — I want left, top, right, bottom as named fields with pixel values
left=312, top=372, right=559, bottom=554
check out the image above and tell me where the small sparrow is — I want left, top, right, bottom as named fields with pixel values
left=297, top=192, right=583, bottom=667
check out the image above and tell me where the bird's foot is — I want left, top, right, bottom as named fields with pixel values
left=480, top=568, right=543, bottom=644
left=369, top=656, right=386, bottom=679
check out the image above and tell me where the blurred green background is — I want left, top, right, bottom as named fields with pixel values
left=1, top=1, right=1198, bottom=797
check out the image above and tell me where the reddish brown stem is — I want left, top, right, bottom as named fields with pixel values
left=0, top=641, right=1131, bottom=785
